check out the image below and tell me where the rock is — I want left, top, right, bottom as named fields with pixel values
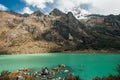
left=64, top=74, right=80, bottom=80
left=31, top=10, right=44, bottom=16
left=64, top=70, right=69, bottom=73
left=49, top=8, right=65, bottom=16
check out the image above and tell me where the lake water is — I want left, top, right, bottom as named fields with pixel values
left=0, top=53, right=120, bottom=80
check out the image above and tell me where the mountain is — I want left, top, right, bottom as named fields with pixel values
left=65, top=6, right=89, bottom=19
left=0, top=9, right=120, bottom=54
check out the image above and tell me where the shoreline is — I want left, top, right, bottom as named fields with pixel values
left=0, top=51, right=120, bottom=55
left=0, top=49, right=120, bottom=55
left=0, top=64, right=120, bottom=80
left=0, top=64, right=80, bottom=80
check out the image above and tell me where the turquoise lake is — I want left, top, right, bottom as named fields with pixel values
left=0, top=53, right=120, bottom=80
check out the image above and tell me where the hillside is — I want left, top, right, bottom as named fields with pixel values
left=0, top=9, right=120, bottom=54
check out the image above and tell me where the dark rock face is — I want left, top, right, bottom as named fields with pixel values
left=36, top=11, right=89, bottom=50
left=52, top=21, right=70, bottom=39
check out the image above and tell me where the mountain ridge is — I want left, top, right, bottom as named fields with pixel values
left=0, top=9, right=120, bottom=54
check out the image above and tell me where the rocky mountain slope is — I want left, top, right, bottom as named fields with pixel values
left=0, top=9, right=120, bottom=54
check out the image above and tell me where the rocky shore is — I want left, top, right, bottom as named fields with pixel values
left=0, top=64, right=80, bottom=80
left=1, top=64, right=120, bottom=80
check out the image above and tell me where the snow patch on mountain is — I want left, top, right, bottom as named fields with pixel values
left=65, top=6, right=90, bottom=19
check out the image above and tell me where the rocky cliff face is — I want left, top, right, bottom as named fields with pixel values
left=0, top=9, right=120, bottom=54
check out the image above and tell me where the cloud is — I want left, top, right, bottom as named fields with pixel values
left=80, top=3, right=92, bottom=10
left=54, top=0, right=120, bottom=15
left=21, top=7, right=33, bottom=14
left=23, top=0, right=54, bottom=9
left=0, top=4, right=8, bottom=11
left=88, top=0, right=120, bottom=15
left=22, top=0, right=120, bottom=15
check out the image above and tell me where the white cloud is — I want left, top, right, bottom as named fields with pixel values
left=22, top=0, right=120, bottom=15
left=54, top=0, right=120, bottom=15
left=86, top=0, right=120, bottom=15
left=0, top=4, right=8, bottom=11
left=23, top=0, right=54, bottom=9
left=21, top=7, right=33, bottom=14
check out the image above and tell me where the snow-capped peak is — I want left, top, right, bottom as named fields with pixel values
left=65, top=6, right=90, bottom=19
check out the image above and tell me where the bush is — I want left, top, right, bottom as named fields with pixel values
left=0, top=71, right=10, bottom=80
left=116, top=64, right=120, bottom=74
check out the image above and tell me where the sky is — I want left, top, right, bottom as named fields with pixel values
left=0, top=0, right=120, bottom=15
